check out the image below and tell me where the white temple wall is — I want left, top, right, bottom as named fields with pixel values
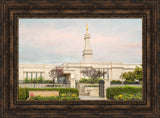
left=19, top=64, right=55, bottom=80
left=18, top=63, right=141, bottom=85
left=110, top=68, right=123, bottom=81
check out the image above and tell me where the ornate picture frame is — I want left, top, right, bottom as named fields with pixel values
left=0, top=0, right=159, bottom=117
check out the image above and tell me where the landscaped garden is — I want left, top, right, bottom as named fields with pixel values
left=106, top=85, right=142, bottom=100
left=18, top=87, right=79, bottom=100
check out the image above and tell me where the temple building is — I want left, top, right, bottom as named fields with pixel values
left=19, top=24, right=140, bottom=88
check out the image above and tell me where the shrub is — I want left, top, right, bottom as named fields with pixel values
left=106, top=86, right=142, bottom=99
left=37, top=76, right=43, bottom=83
left=29, top=95, right=80, bottom=101
left=79, top=78, right=90, bottom=83
left=94, top=78, right=104, bottom=83
left=24, top=78, right=29, bottom=83
left=110, top=80, right=122, bottom=84
left=23, top=77, right=53, bottom=84
left=18, top=87, right=79, bottom=100
left=31, top=96, right=58, bottom=100
left=124, top=80, right=136, bottom=84
left=18, top=87, right=28, bottom=100
left=43, top=80, right=53, bottom=84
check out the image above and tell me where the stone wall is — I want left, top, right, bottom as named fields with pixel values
left=84, top=87, right=99, bottom=96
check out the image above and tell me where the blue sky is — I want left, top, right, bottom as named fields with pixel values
left=19, top=18, right=142, bottom=65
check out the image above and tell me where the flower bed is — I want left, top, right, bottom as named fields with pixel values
left=19, top=87, right=79, bottom=100
left=106, top=85, right=142, bottom=99
left=28, top=93, right=80, bottom=100
left=108, top=92, right=142, bottom=100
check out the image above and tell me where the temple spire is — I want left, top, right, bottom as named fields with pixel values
left=86, top=23, right=88, bottom=33
left=82, top=24, right=93, bottom=62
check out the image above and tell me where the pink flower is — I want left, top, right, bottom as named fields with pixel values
left=30, top=93, right=34, bottom=97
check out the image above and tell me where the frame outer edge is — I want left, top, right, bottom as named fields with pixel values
left=1, top=0, right=160, bottom=117
left=158, top=2, right=160, bottom=118
left=152, top=2, right=160, bottom=117
left=1, top=0, right=159, bottom=5
left=0, top=4, right=4, bottom=118
left=8, top=2, right=152, bottom=112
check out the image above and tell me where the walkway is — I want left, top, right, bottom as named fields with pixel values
left=79, top=96, right=107, bottom=100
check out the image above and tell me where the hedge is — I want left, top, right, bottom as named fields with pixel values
left=124, top=80, right=139, bottom=84
left=18, top=87, right=79, bottom=100
left=18, top=87, right=28, bottom=100
left=110, top=80, right=122, bottom=84
left=106, top=86, right=142, bottom=99
left=24, top=77, right=53, bottom=84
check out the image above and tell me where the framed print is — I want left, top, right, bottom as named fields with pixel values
left=18, top=18, right=142, bottom=101
left=0, top=0, right=159, bottom=117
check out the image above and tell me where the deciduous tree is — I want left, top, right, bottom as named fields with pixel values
left=49, top=66, right=64, bottom=86
left=120, top=66, right=142, bottom=82
left=81, top=67, right=106, bottom=84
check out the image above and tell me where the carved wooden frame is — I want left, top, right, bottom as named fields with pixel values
left=0, top=0, right=159, bottom=117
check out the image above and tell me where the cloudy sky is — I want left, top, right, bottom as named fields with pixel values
left=19, top=18, right=142, bottom=65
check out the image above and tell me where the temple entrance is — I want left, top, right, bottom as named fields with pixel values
left=57, top=76, right=66, bottom=84
left=57, top=74, right=71, bottom=87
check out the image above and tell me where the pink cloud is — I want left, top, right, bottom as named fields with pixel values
left=121, top=42, right=141, bottom=48
left=19, top=23, right=84, bottom=56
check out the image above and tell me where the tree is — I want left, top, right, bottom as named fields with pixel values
left=120, top=66, right=142, bottom=82
left=120, top=71, right=135, bottom=81
left=49, top=66, right=64, bottom=86
left=80, top=67, right=106, bottom=84
left=134, top=66, right=142, bottom=82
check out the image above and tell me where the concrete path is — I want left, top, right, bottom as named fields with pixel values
left=79, top=96, right=107, bottom=100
